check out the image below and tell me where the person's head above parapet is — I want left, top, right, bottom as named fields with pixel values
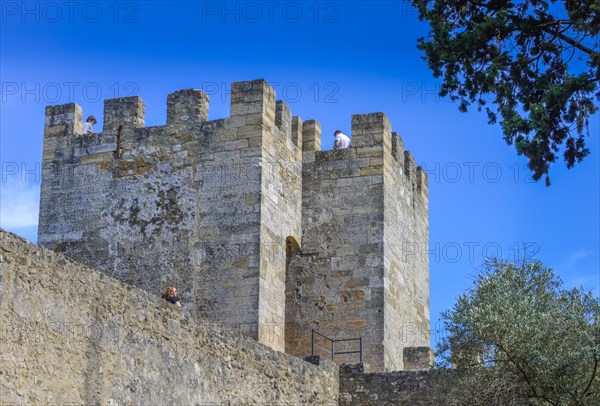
left=163, top=285, right=177, bottom=299
left=86, top=115, right=97, bottom=125
left=162, top=285, right=182, bottom=308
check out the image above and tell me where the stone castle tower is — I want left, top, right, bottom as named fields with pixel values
left=38, top=79, right=430, bottom=371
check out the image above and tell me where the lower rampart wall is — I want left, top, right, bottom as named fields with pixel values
left=338, top=364, right=434, bottom=405
left=0, top=229, right=339, bottom=405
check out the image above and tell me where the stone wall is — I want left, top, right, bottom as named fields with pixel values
left=37, top=79, right=431, bottom=370
left=285, top=113, right=430, bottom=372
left=382, top=129, right=430, bottom=370
left=257, top=96, right=303, bottom=351
left=38, top=80, right=303, bottom=351
left=0, top=229, right=339, bottom=405
left=286, top=142, right=386, bottom=370
left=339, top=364, right=434, bottom=405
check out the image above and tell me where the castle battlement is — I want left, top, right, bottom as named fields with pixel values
left=43, top=80, right=335, bottom=170
left=43, top=80, right=426, bottom=178
left=39, top=79, right=431, bottom=372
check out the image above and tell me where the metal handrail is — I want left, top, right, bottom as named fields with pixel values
left=311, top=329, right=363, bottom=363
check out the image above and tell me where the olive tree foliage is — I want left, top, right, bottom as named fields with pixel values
left=412, top=0, right=600, bottom=185
left=432, top=259, right=600, bottom=405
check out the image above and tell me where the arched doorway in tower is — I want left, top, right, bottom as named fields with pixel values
left=284, top=236, right=303, bottom=354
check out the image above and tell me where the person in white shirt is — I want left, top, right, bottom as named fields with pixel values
left=333, top=130, right=351, bottom=150
left=81, top=115, right=97, bottom=135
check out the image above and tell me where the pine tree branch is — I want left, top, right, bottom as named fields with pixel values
left=539, top=26, right=596, bottom=55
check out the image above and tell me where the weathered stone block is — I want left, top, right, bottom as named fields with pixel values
left=103, top=96, right=145, bottom=135
left=167, top=88, right=210, bottom=124
left=302, top=119, right=322, bottom=151
left=403, top=347, right=434, bottom=371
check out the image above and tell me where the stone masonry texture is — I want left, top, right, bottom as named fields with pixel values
left=37, top=79, right=430, bottom=372
left=0, top=229, right=340, bottom=405
left=338, top=363, right=435, bottom=405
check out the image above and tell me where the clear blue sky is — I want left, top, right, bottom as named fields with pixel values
left=1, top=1, right=598, bottom=348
